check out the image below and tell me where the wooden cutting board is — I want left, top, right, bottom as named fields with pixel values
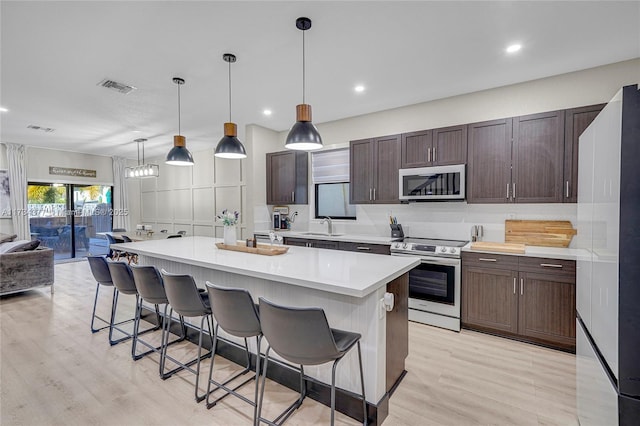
left=470, top=242, right=526, bottom=254
left=505, top=220, right=577, bottom=248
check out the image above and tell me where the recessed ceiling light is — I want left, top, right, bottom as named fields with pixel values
left=263, top=109, right=272, bottom=116
left=506, top=44, right=522, bottom=54
left=132, top=130, right=142, bottom=133
left=354, top=85, right=365, bottom=93
left=0, top=107, right=8, bottom=112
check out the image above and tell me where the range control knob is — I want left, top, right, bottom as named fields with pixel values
left=402, top=243, right=408, bottom=249
left=449, top=247, right=457, bottom=254
left=440, top=247, right=447, bottom=253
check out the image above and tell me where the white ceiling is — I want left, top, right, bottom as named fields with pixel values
left=1, top=1, right=639, bottom=160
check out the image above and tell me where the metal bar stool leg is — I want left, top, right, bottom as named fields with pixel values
left=357, top=341, right=368, bottom=425
left=90, top=283, right=112, bottom=333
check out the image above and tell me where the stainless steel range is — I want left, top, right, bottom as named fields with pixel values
left=390, top=237, right=468, bottom=331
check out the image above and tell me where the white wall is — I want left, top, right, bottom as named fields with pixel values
left=251, top=59, right=640, bottom=245
left=135, top=148, right=248, bottom=240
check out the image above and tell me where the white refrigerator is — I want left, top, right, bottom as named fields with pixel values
left=576, top=84, right=640, bottom=425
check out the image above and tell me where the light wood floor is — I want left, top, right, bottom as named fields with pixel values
left=0, top=261, right=577, bottom=425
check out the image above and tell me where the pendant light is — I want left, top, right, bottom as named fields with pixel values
left=214, top=53, right=247, bottom=159
left=285, top=17, right=323, bottom=151
left=165, top=77, right=194, bottom=166
left=125, top=138, right=159, bottom=178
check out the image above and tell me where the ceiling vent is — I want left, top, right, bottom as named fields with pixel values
left=97, top=78, right=137, bottom=94
left=27, top=124, right=55, bottom=133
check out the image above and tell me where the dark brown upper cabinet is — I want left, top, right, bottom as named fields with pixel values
left=467, top=118, right=513, bottom=203
left=467, top=111, right=565, bottom=203
left=350, top=135, right=401, bottom=204
left=512, top=111, right=565, bottom=203
left=563, top=104, right=606, bottom=203
left=401, top=125, right=467, bottom=168
left=266, top=151, right=308, bottom=205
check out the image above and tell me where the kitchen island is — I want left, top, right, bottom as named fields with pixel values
left=111, top=236, right=419, bottom=424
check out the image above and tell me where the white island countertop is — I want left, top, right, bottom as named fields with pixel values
left=112, top=236, right=419, bottom=298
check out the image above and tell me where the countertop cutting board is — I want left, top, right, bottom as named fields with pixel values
left=505, top=220, right=577, bottom=248
left=470, top=241, right=526, bottom=254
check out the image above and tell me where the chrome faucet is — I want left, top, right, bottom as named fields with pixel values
left=321, top=216, right=333, bottom=235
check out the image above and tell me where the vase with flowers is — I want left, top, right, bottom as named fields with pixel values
left=217, top=209, right=239, bottom=245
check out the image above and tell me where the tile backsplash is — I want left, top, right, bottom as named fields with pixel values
left=284, top=202, right=578, bottom=247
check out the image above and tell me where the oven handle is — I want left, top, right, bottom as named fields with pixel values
left=391, top=252, right=460, bottom=267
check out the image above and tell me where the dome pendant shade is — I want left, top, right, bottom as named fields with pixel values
left=166, top=77, right=194, bottom=166
left=285, top=104, right=322, bottom=150
left=214, top=53, right=247, bottom=159
left=286, top=17, right=322, bottom=151
left=215, top=122, right=247, bottom=159
left=166, top=135, right=194, bottom=165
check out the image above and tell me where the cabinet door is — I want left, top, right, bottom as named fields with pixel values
left=373, top=134, right=401, bottom=204
left=518, top=271, right=576, bottom=349
left=349, top=139, right=374, bottom=204
left=311, top=240, right=339, bottom=250
left=401, top=130, right=431, bottom=168
left=512, top=111, right=565, bottom=203
left=283, top=237, right=309, bottom=247
left=467, top=118, right=513, bottom=203
left=462, top=265, right=519, bottom=334
left=266, top=151, right=295, bottom=204
left=564, top=104, right=605, bottom=203
left=432, top=125, right=467, bottom=166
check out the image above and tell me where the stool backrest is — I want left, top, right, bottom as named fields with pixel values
left=166, top=234, right=182, bottom=239
left=161, top=271, right=208, bottom=317
left=259, top=297, right=341, bottom=365
left=205, top=282, right=260, bottom=338
left=108, top=261, right=138, bottom=295
left=87, top=255, right=112, bottom=286
left=106, top=233, right=124, bottom=244
left=122, top=235, right=133, bottom=243
left=131, top=265, right=168, bottom=305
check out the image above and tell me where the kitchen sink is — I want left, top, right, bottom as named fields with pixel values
left=301, top=232, right=344, bottom=237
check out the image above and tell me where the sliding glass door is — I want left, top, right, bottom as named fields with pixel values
left=27, top=183, right=113, bottom=260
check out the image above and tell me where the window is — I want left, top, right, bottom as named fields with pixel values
left=312, top=148, right=356, bottom=220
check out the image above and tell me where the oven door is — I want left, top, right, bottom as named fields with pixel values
left=392, top=253, right=459, bottom=304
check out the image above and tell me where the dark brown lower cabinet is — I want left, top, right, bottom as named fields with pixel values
left=462, top=252, right=576, bottom=351
left=283, top=237, right=338, bottom=249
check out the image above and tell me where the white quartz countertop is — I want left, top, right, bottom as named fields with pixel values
left=111, top=236, right=418, bottom=298
left=254, top=230, right=396, bottom=245
left=461, top=243, right=589, bottom=261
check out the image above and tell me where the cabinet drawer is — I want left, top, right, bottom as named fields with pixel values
left=518, top=257, right=576, bottom=275
left=461, top=251, right=519, bottom=269
left=338, top=241, right=390, bottom=255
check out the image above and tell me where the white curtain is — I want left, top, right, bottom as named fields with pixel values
left=111, top=156, right=130, bottom=231
left=6, top=143, right=30, bottom=240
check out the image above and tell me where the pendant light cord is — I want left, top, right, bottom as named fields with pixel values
left=177, top=82, right=181, bottom=135
left=137, top=140, right=141, bottom=166
left=302, top=29, right=306, bottom=104
left=228, top=59, right=232, bottom=122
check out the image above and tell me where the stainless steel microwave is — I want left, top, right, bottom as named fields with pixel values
left=399, top=164, right=466, bottom=201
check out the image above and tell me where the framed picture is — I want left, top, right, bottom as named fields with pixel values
left=0, top=170, right=10, bottom=217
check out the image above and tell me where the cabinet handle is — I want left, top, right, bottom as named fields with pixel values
left=520, top=278, right=524, bottom=295
left=356, top=246, right=371, bottom=251
left=427, top=148, right=431, bottom=162
left=373, top=188, right=376, bottom=200
left=513, top=277, right=516, bottom=294
left=513, top=182, right=516, bottom=200
left=292, top=191, right=295, bottom=203
left=540, top=263, right=563, bottom=268
left=506, top=183, right=510, bottom=200
left=478, top=258, right=497, bottom=262
left=566, top=181, right=570, bottom=198
left=433, top=147, right=436, bottom=162
left=369, top=188, right=372, bottom=201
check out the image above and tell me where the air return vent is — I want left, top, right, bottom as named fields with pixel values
left=97, top=78, right=137, bottom=94
left=27, top=124, right=55, bottom=133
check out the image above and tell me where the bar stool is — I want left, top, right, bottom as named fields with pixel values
left=105, top=233, right=125, bottom=261
left=161, top=270, right=214, bottom=402
left=130, top=264, right=187, bottom=378
left=204, top=281, right=262, bottom=424
left=107, top=261, right=159, bottom=349
left=87, top=255, right=117, bottom=334
left=166, top=234, right=182, bottom=239
left=257, top=298, right=367, bottom=426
